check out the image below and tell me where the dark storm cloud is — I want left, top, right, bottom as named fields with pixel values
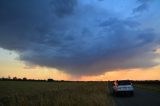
left=0, top=0, right=159, bottom=76
left=133, top=0, right=153, bottom=13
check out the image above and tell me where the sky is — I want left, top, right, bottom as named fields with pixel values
left=0, top=0, right=160, bottom=81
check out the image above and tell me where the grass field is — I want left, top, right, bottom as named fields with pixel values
left=0, top=81, right=115, bottom=106
left=135, top=84, right=160, bottom=92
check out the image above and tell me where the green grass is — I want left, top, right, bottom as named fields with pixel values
left=0, top=81, right=115, bottom=106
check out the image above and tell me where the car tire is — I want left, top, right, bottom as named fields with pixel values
left=113, top=90, right=117, bottom=96
left=130, top=91, right=134, bottom=96
left=115, top=91, right=119, bottom=96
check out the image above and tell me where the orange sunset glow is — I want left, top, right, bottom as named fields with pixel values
left=1, top=48, right=160, bottom=81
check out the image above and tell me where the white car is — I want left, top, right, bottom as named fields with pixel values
left=113, top=80, right=134, bottom=96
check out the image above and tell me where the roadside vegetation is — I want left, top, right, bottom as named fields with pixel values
left=133, top=80, right=160, bottom=92
left=0, top=81, right=115, bottom=106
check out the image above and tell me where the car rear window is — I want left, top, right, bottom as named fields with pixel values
left=117, top=81, right=131, bottom=85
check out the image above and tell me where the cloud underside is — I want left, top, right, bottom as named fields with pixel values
left=0, top=0, right=159, bottom=76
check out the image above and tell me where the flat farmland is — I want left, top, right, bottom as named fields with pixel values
left=0, top=81, right=115, bottom=106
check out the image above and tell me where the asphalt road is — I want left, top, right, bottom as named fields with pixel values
left=108, top=83, right=160, bottom=106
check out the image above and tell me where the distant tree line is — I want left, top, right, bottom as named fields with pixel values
left=0, top=76, right=81, bottom=82
left=1, top=77, right=160, bottom=83
left=0, top=76, right=57, bottom=82
left=132, top=80, right=160, bottom=85
left=107, top=80, right=160, bottom=85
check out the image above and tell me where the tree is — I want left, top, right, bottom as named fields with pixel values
left=13, top=77, right=17, bottom=80
left=23, top=77, right=27, bottom=81
left=47, top=78, right=54, bottom=82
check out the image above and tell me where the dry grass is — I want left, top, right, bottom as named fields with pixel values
left=0, top=81, right=115, bottom=106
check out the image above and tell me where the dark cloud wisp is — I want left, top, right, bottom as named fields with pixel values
left=133, top=0, right=153, bottom=13
left=0, top=0, right=159, bottom=76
